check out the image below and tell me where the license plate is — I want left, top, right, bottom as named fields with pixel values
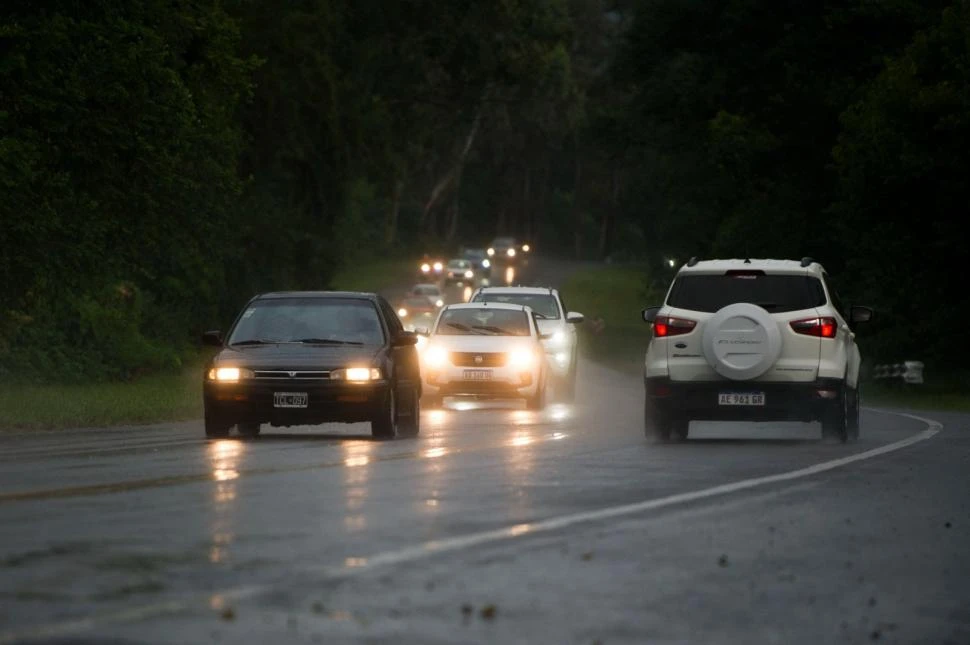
left=718, top=392, right=765, bottom=406
left=274, top=392, right=308, bottom=408
left=463, top=369, right=493, bottom=381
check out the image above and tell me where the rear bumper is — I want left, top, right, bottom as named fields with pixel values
left=644, top=376, right=843, bottom=423
left=204, top=380, right=389, bottom=426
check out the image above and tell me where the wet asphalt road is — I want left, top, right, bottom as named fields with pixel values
left=0, top=260, right=968, bottom=644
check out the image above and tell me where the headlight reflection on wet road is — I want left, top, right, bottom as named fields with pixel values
left=207, top=440, right=245, bottom=564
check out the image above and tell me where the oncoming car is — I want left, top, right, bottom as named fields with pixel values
left=415, top=302, right=550, bottom=410
left=202, top=291, right=421, bottom=440
left=410, top=283, right=445, bottom=308
left=469, top=286, right=583, bottom=401
left=642, top=257, right=873, bottom=442
left=396, top=296, right=438, bottom=331
left=444, top=258, right=475, bottom=286
left=486, top=237, right=520, bottom=263
left=418, top=256, right=445, bottom=280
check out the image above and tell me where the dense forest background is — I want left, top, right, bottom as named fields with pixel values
left=1, top=0, right=967, bottom=382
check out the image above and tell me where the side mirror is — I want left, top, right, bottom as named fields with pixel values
left=394, top=330, right=419, bottom=346
left=414, top=326, right=430, bottom=337
left=642, top=306, right=662, bottom=323
left=849, top=305, right=873, bottom=324
left=202, top=330, right=223, bottom=346
left=566, top=312, right=584, bottom=324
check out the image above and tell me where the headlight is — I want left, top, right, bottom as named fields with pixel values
left=507, top=248, right=516, bottom=257
left=435, top=299, right=444, bottom=307
left=464, top=270, right=474, bottom=279
left=398, top=308, right=408, bottom=317
left=421, top=263, right=431, bottom=273
left=482, top=259, right=490, bottom=268
left=331, top=367, right=382, bottom=381
left=508, top=349, right=534, bottom=369
left=487, top=248, right=495, bottom=256
left=423, top=346, right=447, bottom=368
left=548, top=331, right=567, bottom=346
left=433, top=262, right=443, bottom=271
left=522, top=244, right=530, bottom=252
left=207, top=367, right=254, bottom=382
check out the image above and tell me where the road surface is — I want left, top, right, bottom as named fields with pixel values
left=0, top=258, right=967, bottom=645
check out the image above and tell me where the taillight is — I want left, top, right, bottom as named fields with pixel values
left=653, top=315, right=696, bottom=337
left=790, top=316, right=837, bottom=338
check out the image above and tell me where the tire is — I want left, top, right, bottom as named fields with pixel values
left=397, top=387, right=421, bottom=438
left=526, top=375, right=547, bottom=410
left=371, top=388, right=398, bottom=439
left=643, top=395, right=671, bottom=443
left=821, top=384, right=851, bottom=443
left=204, top=415, right=231, bottom=438
left=701, top=303, right=782, bottom=381
left=237, top=422, right=261, bottom=438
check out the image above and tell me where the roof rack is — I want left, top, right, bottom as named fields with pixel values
left=800, top=256, right=815, bottom=267
left=687, top=256, right=699, bottom=267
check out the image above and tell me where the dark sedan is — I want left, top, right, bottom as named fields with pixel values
left=202, top=291, right=421, bottom=439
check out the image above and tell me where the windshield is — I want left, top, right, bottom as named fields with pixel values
left=491, top=238, right=515, bottom=247
left=471, top=293, right=560, bottom=319
left=447, top=260, right=470, bottom=269
left=227, top=298, right=385, bottom=345
left=666, top=274, right=826, bottom=313
left=434, top=308, right=531, bottom=336
left=413, top=285, right=440, bottom=296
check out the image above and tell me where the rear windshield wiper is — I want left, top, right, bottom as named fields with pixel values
left=296, top=338, right=364, bottom=345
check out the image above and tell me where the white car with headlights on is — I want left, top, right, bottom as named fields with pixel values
left=469, top=286, right=583, bottom=401
left=415, top=302, right=550, bottom=409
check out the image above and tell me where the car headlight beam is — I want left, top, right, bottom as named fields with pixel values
left=423, top=346, right=447, bottom=368
left=508, top=349, right=534, bottom=369
left=464, top=270, right=474, bottom=279
left=507, top=248, right=516, bottom=257
left=331, top=367, right=382, bottom=382
left=398, top=308, right=408, bottom=317
left=487, top=248, right=495, bottom=256
left=207, top=367, right=254, bottom=382
left=482, top=259, right=490, bottom=268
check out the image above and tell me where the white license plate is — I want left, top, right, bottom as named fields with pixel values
left=463, top=369, right=493, bottom=381
left=274, top=392, right=308, bottom=408
left=718, top=392, right=765, bottom=406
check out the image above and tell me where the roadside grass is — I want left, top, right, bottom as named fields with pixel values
left=562, top=263, right=661, bottom=375
left=0, top=365, right=204, bottom=431
left=330, top=258, right=416, bottom=293
left=862, top=382, right=970, bottom=412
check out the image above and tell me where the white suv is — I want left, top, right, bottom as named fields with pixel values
left=469, top=286, right=584, bottom=401
left=642, top=257, right=873, bottom=442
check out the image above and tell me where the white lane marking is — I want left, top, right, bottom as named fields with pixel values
left=0, top=410, right=942, bottom=644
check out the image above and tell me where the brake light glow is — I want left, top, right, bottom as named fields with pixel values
left=652, top=315, right=696, bottom=337
left=790, top=316, right=837, bottom=338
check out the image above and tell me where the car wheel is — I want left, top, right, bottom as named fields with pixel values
left=237, top=422, right=261, bottom=438
left=371, top=388, right=398, bottom=439
left=527, top=376, right=547, bottom=410
left=643, top=395, right=671, bottom=443
left=821, top=384, right=850, bottom=443
left=397, top=387, right=421, bottom=438
left=205, top=415, right=231, bottom=438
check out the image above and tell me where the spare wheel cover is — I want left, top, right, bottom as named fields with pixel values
left=701, top=303, right=782, bottom=381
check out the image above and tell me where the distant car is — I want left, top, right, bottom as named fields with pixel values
left=461, top=247, right=492, bottom=277
left=418, top=256, right=445, bottom=281
left=641, top=257, right=873, bottom=443
left=201, top=291, right=422, bottom=440
left=444, top=258, right=475, bottom=285
left=415, top=302, right=549, bottom=409
left=410, top=283, right=445, bottom=308
left=396, top=296, right=438, bottom=329
left=469, top=286, right=583, bottom=401
left=486, top=237, right=520, bottom=263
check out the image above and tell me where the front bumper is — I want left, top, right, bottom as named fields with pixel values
left=644, top=377, right=844, bottom=423
left=423, top=367, right=538, bottom=399
left=204, top=380, right=389, bottom=426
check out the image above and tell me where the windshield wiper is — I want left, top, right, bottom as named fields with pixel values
left=296, top=338, right=364, bottom=345
left=446, top=322, right=488, bottom=335
left=472, top=325, right=513, bottom=335
left=230, top=339, right=275, bottom=346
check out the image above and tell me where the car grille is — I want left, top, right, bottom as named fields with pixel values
left=450, top=352, right=506, bottom=367
left=252, top=370, right=331, bottom=380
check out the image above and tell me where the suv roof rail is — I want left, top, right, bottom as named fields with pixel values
left=800, top=256, right=815, bottom=267
left=687, top=256, right=699, bottom=267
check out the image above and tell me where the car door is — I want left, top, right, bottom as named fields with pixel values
left=378, top=297, right=420, bottom=395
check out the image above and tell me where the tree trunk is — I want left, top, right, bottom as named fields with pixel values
left=598, top=167, right=619, bottom=259
left=385, top=176, right=404, bottom=247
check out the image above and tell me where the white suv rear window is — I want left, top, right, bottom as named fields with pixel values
left=666, top=273, right=826, bottom=313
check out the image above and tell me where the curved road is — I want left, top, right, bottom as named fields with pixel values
left=0, top=262, right=967, bottom=644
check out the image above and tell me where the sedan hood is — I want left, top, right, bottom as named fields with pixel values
left=213, top=344, right=382, bottom=370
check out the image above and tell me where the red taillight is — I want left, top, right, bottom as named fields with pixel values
left=790, top=316, right=837, bottom=338
left=653, top=315, right=696, bottom=337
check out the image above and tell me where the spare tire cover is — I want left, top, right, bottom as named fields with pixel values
left=701, top=303, right=782, bottom=381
